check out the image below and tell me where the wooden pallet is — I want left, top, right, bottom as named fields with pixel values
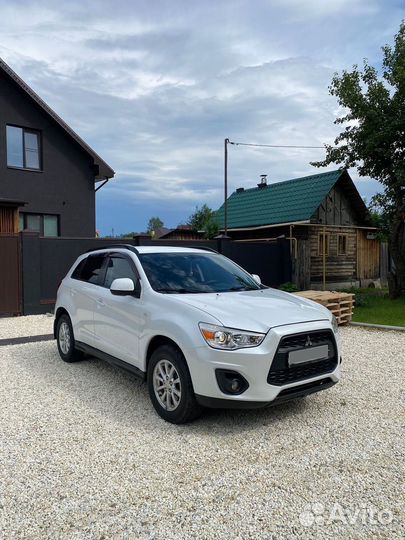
left=293, top=290, right=355, bottom=325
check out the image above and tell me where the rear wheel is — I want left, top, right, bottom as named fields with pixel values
left=56, top=314, right=83, bottom=363
left=147, top=344, right=203, bottom=424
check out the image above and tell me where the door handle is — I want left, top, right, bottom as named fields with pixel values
left=96, top=298, right=105, bottom=308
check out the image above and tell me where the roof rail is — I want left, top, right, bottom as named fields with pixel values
left=189, top=245, right=218, bottom=253
left=86, top=244, right=139, bottom=255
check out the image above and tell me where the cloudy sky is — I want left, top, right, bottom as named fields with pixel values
left=0, top=1, right=403, bottom=235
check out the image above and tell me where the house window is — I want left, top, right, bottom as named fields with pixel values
left=6, top=125, right=41, bottom=170
left=19, top=213, right=59, bottom=237
left=318, top=232, right=330, bottom=256
left=43, top=215, right=59, bottom=237
left=26, top=214, right=41, bottom=232
left=338, top=234, right=348, bottom=255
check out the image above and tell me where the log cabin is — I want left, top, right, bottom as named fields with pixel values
left=215, top=169, right=380, bottom=289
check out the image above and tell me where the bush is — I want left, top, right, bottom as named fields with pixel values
left=279, top=282, right=299, bottom=293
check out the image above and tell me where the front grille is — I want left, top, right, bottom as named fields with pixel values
left=267, top=330, right=338, bottom=386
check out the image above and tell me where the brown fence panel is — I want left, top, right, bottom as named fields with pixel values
left=0, top=233, right=21, bottom=315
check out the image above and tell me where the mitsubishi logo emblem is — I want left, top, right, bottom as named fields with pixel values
left=305, top=336, right=312, bottom=347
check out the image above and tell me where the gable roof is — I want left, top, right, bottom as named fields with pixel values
left=0, top=58, right=114, bottom=181
left=216, top=169, right=369, bottom=229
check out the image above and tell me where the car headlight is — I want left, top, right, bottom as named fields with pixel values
left=331, top=314, right=339, bottom=334
left=199, top=323, right=265, bottom=350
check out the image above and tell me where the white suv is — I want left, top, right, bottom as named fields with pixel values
left=54, top=245, right=341, bottom=423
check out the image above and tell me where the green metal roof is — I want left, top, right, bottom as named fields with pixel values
left=216, top=169, right=345, bottom=229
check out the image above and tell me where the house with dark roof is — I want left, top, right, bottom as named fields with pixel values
left=216, top=169, right=380, bottom=288
left=0, top=58, right=114, bottom=237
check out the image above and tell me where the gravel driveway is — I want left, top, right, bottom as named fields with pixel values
left=0, top=324, right=403, bottom=540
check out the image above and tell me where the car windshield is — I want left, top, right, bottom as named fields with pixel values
left=138, top=252, right=261, bottom=294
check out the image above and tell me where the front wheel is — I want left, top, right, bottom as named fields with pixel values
left=56, top=314, right=83, bottom=363
left=147, top=345, right=203, bottom=424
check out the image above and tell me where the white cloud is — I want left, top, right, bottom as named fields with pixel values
left=0, top=0, right=397, bottom=232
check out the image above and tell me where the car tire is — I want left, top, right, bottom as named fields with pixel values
left=147, top=344, right=203, bottom=424
left=56, top=314, right=84, bottom=363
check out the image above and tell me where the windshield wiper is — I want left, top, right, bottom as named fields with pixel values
left=155, top=288, right=202, bottom=294
left=227, top=286, right=258, bottom=291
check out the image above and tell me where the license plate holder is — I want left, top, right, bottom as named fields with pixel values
left=288, top=344, right=329, bottom=366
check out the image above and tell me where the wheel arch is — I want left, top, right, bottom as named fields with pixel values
left=53, top=307, right=70, bottom=338
left=145, top=335, right=185, bottom=373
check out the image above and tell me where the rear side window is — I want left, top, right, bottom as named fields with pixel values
left=103, top=255, right=137, bottom=289
left=71, top=258, right=86, bottom=280
left=72, top=254, right=105, bottom=285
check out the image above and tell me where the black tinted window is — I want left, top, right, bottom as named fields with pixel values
left=138, top=253, right=260, bottom=293
left=71, top=258, right=86, bottom=280
left=103, top=256, right=136, bottom=288
left=76, top=254, right=105, bottom=285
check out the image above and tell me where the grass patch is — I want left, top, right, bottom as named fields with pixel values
left=342, top=288, right=405, bottom=327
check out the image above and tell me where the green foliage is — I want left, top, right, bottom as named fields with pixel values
left=337, top=287, right=404, bottom=325
left=203, top=219, right=219, bottom=239
left=352, top=295, right=405, bottom=326
left=119, top=231, right=139, bottom=238
left=312, top=21, right=405, bottom=298
left=367, top=202, right=389, bottom=241
left=278, top=282, right=299, bottom=293
left=187, top=204, right=219, bottom=239
left=146, top=216, right=164, bottom=235
left=187, top=204, right=214, bottom=230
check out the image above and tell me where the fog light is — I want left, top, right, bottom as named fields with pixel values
left=215, top=369, right=249, bottom=395
left=230, top=378, right=241, bottom=392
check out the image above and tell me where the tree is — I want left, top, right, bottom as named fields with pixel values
left=187, top=204, right=219, bottom=239
left=312, top=21, right=405, bottom=297
left=367, top=201, right=389, bottom=242
left=146, top=216, right=164, bottom=236
left=119, top=231, right=139, bottom=238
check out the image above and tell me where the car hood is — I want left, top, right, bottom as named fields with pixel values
left=171, top=288, right=330, bottom=333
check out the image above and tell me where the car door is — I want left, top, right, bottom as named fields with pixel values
left=69, top=253, right=107, bottom=346
left=93, top=253, right=143, bottom=368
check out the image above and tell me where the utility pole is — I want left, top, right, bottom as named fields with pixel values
left=224, top=138, right=229, bottom=236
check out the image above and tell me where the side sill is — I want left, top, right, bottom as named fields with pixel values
left=75, top=341, right=146, bottom=381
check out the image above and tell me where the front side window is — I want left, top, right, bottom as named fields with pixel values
left=6, top=125, right=41, bottom=170
left=103, top=255, right=137, bottom=289
left=139, top=253, right=261, bottom=294
left=77, top=254, right=106, bottom=285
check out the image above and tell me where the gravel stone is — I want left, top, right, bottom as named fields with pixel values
left=0, top=326, right=404, bottom=539
left=0, top=314, right=53, bottom=340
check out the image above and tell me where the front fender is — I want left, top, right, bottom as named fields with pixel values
left=139, top=299, right=221, bottom=369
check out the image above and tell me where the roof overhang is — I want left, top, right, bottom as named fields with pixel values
left=221, top=220, right=378, bottom=232
left=220, top=220, right=311, bottom=232
left=0, top=198, right=27, bottom=208
left=0, top=58, right=114, bottom=181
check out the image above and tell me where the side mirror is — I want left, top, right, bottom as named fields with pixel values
left=110, top=278, right=135, bottom=296
left=252, top=274, right=261, bottom=285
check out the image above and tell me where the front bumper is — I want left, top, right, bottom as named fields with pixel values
left=196, top=377, right=337, bottom=408
left=184, top=320, right=341, bottom=406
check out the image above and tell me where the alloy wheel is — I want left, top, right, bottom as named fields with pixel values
left=58, top=321, right=71, bottom=355
left=153, top=359, right=182, bottom=411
